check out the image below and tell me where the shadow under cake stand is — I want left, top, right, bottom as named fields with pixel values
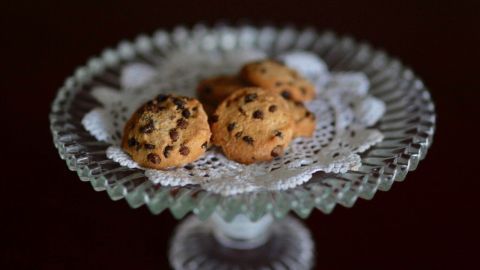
left=50, top=25, right=435, bottom=270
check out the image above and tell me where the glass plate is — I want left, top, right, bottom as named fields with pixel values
left=50, top=24, right=435, bottom=222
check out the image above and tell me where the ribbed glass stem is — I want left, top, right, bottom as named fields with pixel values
left=210, top=213, right=274, bottom=249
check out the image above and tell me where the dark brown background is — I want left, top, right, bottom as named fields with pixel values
left=2, top=0, right=479, bottom=269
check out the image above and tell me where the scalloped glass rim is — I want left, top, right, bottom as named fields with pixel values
left=50, top=24, right=435, bottom=222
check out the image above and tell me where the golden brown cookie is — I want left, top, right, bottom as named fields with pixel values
left=287, top=100, right=316, bottom=138
left=211, top=87, right=294, bottom=164
left=240, top=60, right=316, bottom=102
left=196, top=75, right=247, bottom=113
left=122, top=94, right=211, bottom=169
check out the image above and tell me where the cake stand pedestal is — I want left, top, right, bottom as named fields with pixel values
left=169, top=214, right=314, bottom=270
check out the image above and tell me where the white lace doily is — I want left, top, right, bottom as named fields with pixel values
left=82, top=49, right=385, bottom=195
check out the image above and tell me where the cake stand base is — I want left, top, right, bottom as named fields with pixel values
left=169, top=214, right=314, bottom=270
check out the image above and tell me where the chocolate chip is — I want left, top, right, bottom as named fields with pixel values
left=179, top=145, right=190, bottom=156
left=252, top=110, right=264, bottom=119
left=173, top=97, right=186, bottom=110
left=244, top=93, right=257, bottom=103
left=147, top=153, right=161, bottom=164
left=177, top=118, right=188, bottom=129
left=146, top=100, right=157, bottom=107
left=209, top=115, right=219, bottom=124
left=127, top=138, right=138, bottom=147
left=295, top=101, right=303, bottom=107
left=238, top=107, right=246, bottom=115
left=156, top=94, right=168, bottom=102
left=184, top=164, right=194, bottom=170
left=271, top=145, right=283, bottom=157
left=235, top=132, right=243, bottom=139
left=274, top=130, right=283, bottom=138
left=260, top=67, right=267, bottom=73
left=227, top=122, right=236, bottom=132
left=281, top=91, right=292, bottom=100
left=305, top=111, right=311, bottom=117
left=158, top=106, right=166, bottom=111
left=242, top=136, right=254, bottom=145
left=169, top=129, right=179, bottom=142
left=201, top=141, right=208, bottom=149
left=268, top=105, right=277, bottom=112
left=163, top=145, right=173, bottom=158
left=193, top=106, right=198, bottom=112
left=182, top=109, right=191, bottom=118
left=139, top=120, right=154, bottom=133
left=144, top=143, right=155, bottom=149
left=145, top=102, right=159, bottom=112
left=136, top=107, right=145, bottom=115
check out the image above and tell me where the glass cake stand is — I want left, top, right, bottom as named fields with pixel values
left=50, top=24, right=435, bottom=270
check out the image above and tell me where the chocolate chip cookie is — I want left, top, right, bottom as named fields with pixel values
left=240, top=60, right=316, bottom=102
left=122, top=94, right=211, bottom=169
left=288, top=100, right=316, bottom=138
left=196, top=75, right=247, bottom=115
left=211, top=87, right=294, bottom=164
